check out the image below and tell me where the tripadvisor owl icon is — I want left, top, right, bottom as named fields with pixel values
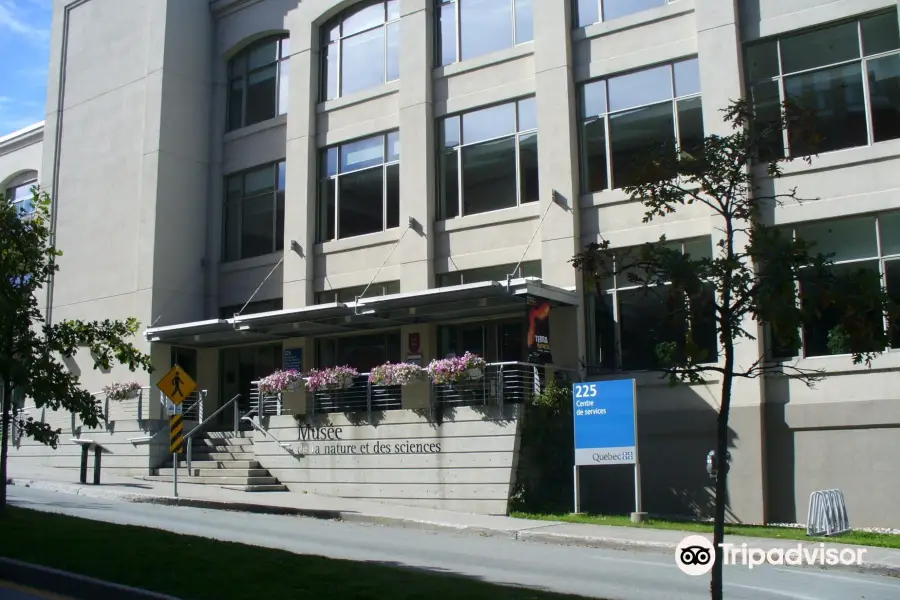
left=675, top=535, right=715, bottom=576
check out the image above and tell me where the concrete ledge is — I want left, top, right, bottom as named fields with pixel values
left=7, top=477, right=900, bottom=579
left=0, top=557, right=179, bottom=600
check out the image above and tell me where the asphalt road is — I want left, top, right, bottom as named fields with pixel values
left=7, top=487, right=900, bottom=600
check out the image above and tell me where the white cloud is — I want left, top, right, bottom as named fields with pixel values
left=0, top=0, right=49, bottom=40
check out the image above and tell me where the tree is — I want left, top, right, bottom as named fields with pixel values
left=571, top=100, right=898, bottom=600
left=0, top=188, right=154, bottom=514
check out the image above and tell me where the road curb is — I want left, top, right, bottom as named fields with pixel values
left=8, top=477, right=900, bottom=578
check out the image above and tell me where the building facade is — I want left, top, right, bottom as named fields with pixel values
left=3, top=0, right=900, bottom=523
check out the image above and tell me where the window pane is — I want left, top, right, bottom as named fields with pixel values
left=673, top=58, right=701, bottom=97
left=610, top=101, right=675, bottom=189
left=603, top=0, right=665, bottom=21
left=751, top=80, right=785, bottom=160
left=226, top=175, right=242, bottom=200
left=515, top=0, right=533, bottom=44
left=862, top=11, right=900, bottom=56
left=880, top=212, right=900, bottom=256
left=341, top=135, right=385, bottom=172
left=277, top=162, right=286, bottom=190
left=276, top=190, right=285, bottom=251
left=582, top=118, right=608, bottom=192
left=677, top=96, right=704, bottom=155
left=438, top=2, right=458, bottom=66
left=443, top=115, right=461, bottom=148
left=576, top=0, right=599, bottom=27
left=228, top=79, right=244, bottom=130
left=323, top=147, right=338, bottom=177
left=683, top=237, right=713, bottom=260
left=319, top=178, right=336, bottom=242
left=387, top=0, right=400, bottom=20
left=868, top=54, right=900, bottom=143
left=241, top=198, right=275, bottom=258
left=460, top=0, right=513, bottom=61
left=795, top=215, right=878, bottom=262
left=519, top=132, right=539, bottom=204
left=244, top=166, right=275, bottom=195
left=581, top=80, right=607, bottom=118
left=279, top=37, right=291, bottom=58
left=785, top=63, right=867, bottom=156
left=386, top=163, right=400, bottom=229
left=230, top=53, right=246, bottom=77
left=591, top=293, right=617, bottom=369
left=608, top=64, right=673, bottom=112
left=341, top=29, right=385, bottom=96
left=386, top=21, right=400, bottom=81
left=245, top=65, right=277, bottom=125
left=338, top=168, right=385, bottom=238
left=886, top=259, right=900, bottom=347
left=690, top=284, right=719, bottom=363
left=618, top=285, right=686, bottom=371
left=342, top=0, right=385, bottom=36
left=322, top=43, right=339, bottom=101
left=224, top=201, right=241, bottom=261
left=462, top=137, right=518, bottom=215
left=278, top=59, right=289, bottom=115
left=439, top=148, right=460, bottom=219
left=746, top=40, right=780, bottom=83
left=462, top=102, right=516, bottom=144
left=248, top=40, right=278, bottom=70
left=780, top=21, right=860, bottom=74
left=517, top=97, right=537, bottom=131
left=387, top=131, right=400, bottom=161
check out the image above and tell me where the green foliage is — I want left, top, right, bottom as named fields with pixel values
left=0, top=188, right=154, bottom=450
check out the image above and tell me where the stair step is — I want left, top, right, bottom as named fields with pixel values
left=193, top=439, right=254, bottom=448
left=173, top=460, right=260, bottom=469
left=158, top=468, right=270, bottom=478
left=181, top=452, right=256, bottom=461
left=139, top=475, right=280, bottom=485
left=219, top=484, right=289, bottom=492
left=191, top=443, right=256, bottom=453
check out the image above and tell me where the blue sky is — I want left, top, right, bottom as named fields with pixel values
left=0, top=0, right=52, bottom=137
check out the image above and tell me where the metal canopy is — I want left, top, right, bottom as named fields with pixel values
left=143, top=279, right=579, bottom=347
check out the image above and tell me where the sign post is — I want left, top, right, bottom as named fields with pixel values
left=572, top=379, right=644, bottom=522
left=156, top=365, right=196, bottom=498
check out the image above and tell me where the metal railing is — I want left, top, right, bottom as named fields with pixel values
left=250, top=361, right=563, bottom=417
left=185, top=394, right=242, bottom=474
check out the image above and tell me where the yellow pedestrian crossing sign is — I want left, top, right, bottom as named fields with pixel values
left=156, top=365, right=196, bottom=406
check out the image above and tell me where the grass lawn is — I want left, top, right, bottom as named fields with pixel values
left=1, top=507, right=593, bottom=600
left=511, top=512, right=900, bottom=549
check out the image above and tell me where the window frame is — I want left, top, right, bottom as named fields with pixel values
left=320, top=0, right=401, bottom=102
left=772, top=212, right=900, bottom=360
left=222, top=161, right=286, bottom=262
left=5, top=178, right=38, bottom=216
left=317, top=131, right=400, bottom=243
left=436, top=0, right=533, bottom=67
left=437, top=97, right=539, bottom=220
left=745, top=9, right=900, bottom=158
left=586, top=237, right=718, bottom=372
left=227, top=35, right=291, bottom=131
left=574, top=0, right=679, bottom=29
left=578, top=58, right=702, bottom=195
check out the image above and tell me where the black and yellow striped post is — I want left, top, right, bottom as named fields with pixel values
left=170, top=413, right=184, bottom=454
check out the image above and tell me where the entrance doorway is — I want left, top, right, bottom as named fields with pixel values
left=219, top=343, right=282, bottom=423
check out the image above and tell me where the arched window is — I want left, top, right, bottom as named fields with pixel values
left=4, top=171, right=38, bottom=216
left=321, top=0, right=400, bottom=101
left=227, top=35, right=290, bottom=131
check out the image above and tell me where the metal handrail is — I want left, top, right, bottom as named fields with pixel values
left=241, top=415, right=295, bottom=453
left=185, top=394, right=241, bottom=473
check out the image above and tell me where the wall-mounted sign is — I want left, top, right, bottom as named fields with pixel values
left=526, top=295, right=552, bottom=364
left=284, top=347, right=303, bottom=372
left=406, top=353, right=423, bottom=366
left=408, top=332, right=421, bottom=354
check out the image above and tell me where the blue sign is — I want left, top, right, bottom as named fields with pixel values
left=572, top=379, right=637, bottom=466
left=283, top=348, right=303, bottom=372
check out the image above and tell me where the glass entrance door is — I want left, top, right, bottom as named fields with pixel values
left=219, top=343, right=282, bottom=424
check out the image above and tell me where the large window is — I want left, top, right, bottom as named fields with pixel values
left=224, top=161, right=286, bottom=261
left=438, top=98, right=539, bottom=219
left=772, top=213, right=900, bottom=359
left=586, top=237, right=718, bottom=372
left=437, top=0, right=533, bottom=66
left=437, top=261, right=541, bottom=287
left=227, top=36, right=290, bottom=131
left=321, top=0, right=400, bottom=101
left=746, top=10, right=900, bottom=159
left=316, top=332, right=401, bottom=372
left=574, top=0, right=678, bottom=28
left=5, top=178, right=37, bottom=216
left=315, top=281, right=400, bottom=304
left=580, top=58, right=703, bottom=194
left=318, top=132, right=400, bottom=242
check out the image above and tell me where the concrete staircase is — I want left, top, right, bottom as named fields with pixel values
left=138, top=431, right=287, bottom=492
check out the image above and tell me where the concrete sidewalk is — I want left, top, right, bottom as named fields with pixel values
left=6, top=464, right=900, bottom=578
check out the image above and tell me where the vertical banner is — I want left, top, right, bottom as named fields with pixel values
left=526, top=295, right=553, bottom=364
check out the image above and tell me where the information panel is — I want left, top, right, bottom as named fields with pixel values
left=572, top=379, right=637, bottom=466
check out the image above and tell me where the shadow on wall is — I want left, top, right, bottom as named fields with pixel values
left=765, top=376, right=796, bottom=523
left=579, top=379, right=738, bottom=521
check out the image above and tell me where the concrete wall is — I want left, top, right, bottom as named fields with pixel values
left=254, top=406, right=522, bottom=514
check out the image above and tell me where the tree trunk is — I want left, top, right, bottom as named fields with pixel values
left=709, top=369, right=733, bottom=600
left=0, top=379, right=12, bottom=515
